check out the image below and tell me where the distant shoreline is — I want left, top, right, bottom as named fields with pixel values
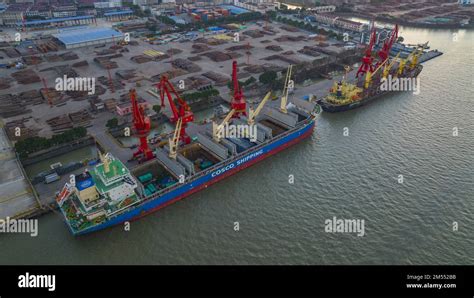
left=334, top=12, right=473, bottom=30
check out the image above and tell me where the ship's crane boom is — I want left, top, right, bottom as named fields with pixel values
left=382, top=52, right=400, bottom=79
left=364, top=58, right=387, bottom=89
left=248, top=91, right=272, bottom=125
left=376, top=24, right=398, bottom=66
left=213, top=109, right=235, bottom=142
left=280, top=65, right=293, bottom=114
left=169, top=117, right=182, bottom=160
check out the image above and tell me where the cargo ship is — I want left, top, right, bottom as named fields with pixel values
left=56, top=63, right=320, bottom=235
left=319, top=23, right=426, bottom=113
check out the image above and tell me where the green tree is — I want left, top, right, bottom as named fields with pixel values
left=106, top=117, right=119, bottom=129
left=152, top=105, right=162, bottom=114
left=259, top=71, right=277, bottom=85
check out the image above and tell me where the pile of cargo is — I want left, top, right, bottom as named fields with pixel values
left=5, top=118, right=40, bottom=140
left=202, top=71, right=230, bottom=86
left=131, top=55, right=152, bottom=64
left=23, top=56, right=44, bottom=65
left=298, top=46, right=322, bottom=57
left=243, top=30, right=265, bottom=38
left=226, top=44, right=253, bottom=51
left=0, top=94, right=32, bottom=118
left=11, top=70, right=41, bottom=84
left=171, top=58, right=201, bottom=72
left=243, top=64, right=282, bottom=74
left=0, top=77, right=13, bottom=90
left=116, top=69, right=136, bottom=80
left=263, top=54, right=301, bottom=65
left=98, top=76, right=124, bottom=91
left=47, top=115, right=73, bottom=133
left=45, top=51, right=79, bottom=62
left=202, top=51, right=239, bottom=62
left=191, top=43, right=210, bottom=53
left=69, top=109, right=92, bottom=127
left=72, top=60, right=88, bottom=68
left=36, top=39, right=59, bottom=53
left=94, top=56, right=119, bottom=69
left=275, top=35, right=307, bottom=42
left=280, top=25, right=299, bottom=32
left=150, top=68, right=187, bottom=82
left=2, top=47, right=21, bottom=58
left=265, top=45, right=283, bottom=52
left=41, top=88, right=65, bottom=105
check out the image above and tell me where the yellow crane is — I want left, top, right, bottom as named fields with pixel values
left=382, top=52, right=400, bottom=79
left=168, top=117, right=182, bottom=160
left=397, top=57, right=408, bottom=76
left=212, top=109, right=235, bottom=143
left=280, top=65, right=293, bottom=114
left=408, top=43, right=427, bottom=69
left=397, top=43, right=426, bottom=75
left=364, top=59, right=387, bottom=89
left=248, top=91, right=272, bottom=125
left=98, top=151, right=110, bottom=174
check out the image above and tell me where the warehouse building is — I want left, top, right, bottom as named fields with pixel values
left=53, top=27, right=124, bottom=49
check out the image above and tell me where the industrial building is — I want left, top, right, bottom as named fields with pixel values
left=53, top=27, right=124, bottom=49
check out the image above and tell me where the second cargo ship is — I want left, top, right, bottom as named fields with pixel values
left=319, top=23, right=425, bottom=113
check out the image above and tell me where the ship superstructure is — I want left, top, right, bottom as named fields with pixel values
left=57, top=152, right=140, bottom=232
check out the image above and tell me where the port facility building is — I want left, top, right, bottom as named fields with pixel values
left=53, top=27, right=124, bottom=49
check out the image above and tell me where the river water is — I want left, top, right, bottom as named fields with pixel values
left=1, top=26, right=473, bottom=265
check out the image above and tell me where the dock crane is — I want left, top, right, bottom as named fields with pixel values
left=356, top=21, right=377, bottom=78
left=397, top=42, right=427, bottom=75
left=376, top=24, right=398, bottom=67
left=408, top=42, right=428, bottom=69
left=364, top=59, right=387, bottom=89
left=157, top=75, right=194, bottom=144
left=382, top=52, right=400, bottom=79
left=168, top=117, right=183, bottom=160
left=248, top=91, right=272, bottom=126
left=280, top=65, right=293, bottom=114
left=130, top=89, right=153, bottom=161
left=230, top=61, right=246, bottom=118
left=212, top=109, right=235, bottom=143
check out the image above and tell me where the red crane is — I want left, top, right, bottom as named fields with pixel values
left=231, top=61, right=246, bottom=118
left=130, top=89, right=153, bottom=161
left=356, top=21, right=377, bottom=78
left=41, top=78, right=53, bottom=107
left=157, top=76, right=194, bottom=144
left=376, top=24, right=398, bottom=66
